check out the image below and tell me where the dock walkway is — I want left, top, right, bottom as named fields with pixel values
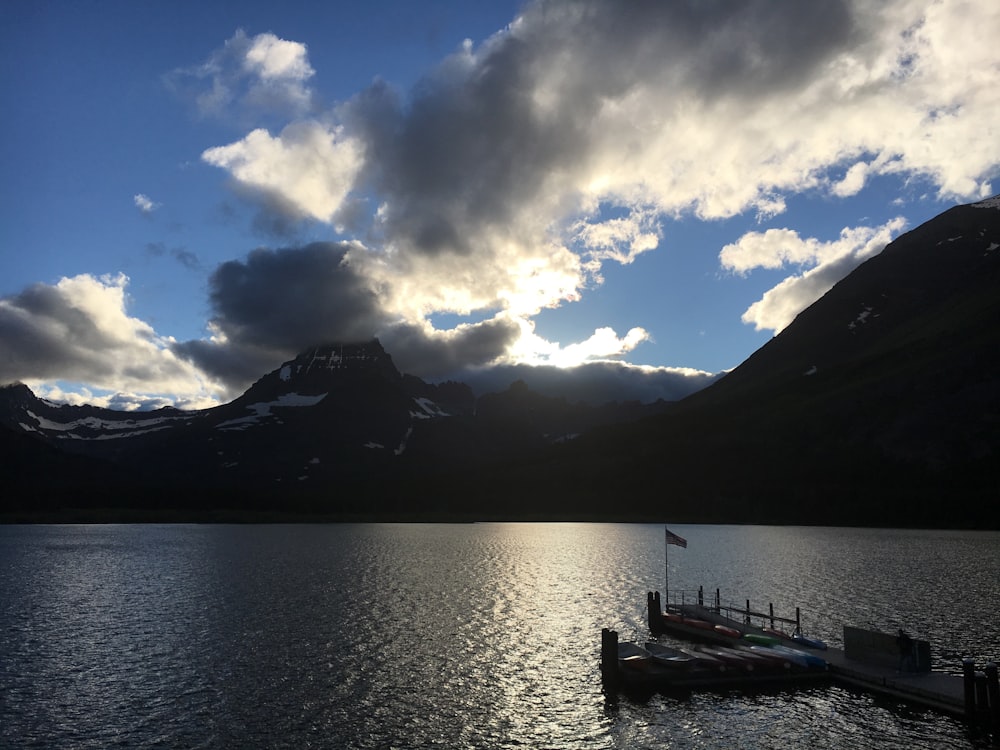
left=822, top=646, right=964, bottom=716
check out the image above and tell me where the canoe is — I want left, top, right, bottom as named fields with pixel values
left=644, top=642, right=701, bottom=671
left=743, top=633, right=781, bottom=647
left=771, top=644, right=828, bottom=670
left=763, top=628, right=791, bottom=640
left=696, top=645, right=755, bottom=672
left=714, top=624, right=742, bottom=638
left=792, top=633, right=828, bottom=650
left=711, top=645, right=786, bottom=671
left=684, top=619, right=714, bottom=631
left=745, top=644, right=810, bottom=669
left=617, top=642, right=653, bottom=670
left=677, top=646, right=727, bottom=672
left=733, top=645, right=793, bottom=671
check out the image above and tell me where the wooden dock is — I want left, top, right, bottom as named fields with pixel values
left=821, top=645, right=965, bottom=716
left=601, top=592, right=999, bottom=735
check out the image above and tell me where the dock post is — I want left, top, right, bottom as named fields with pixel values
left=963, top=659, right=977, bottom=721
left=745, top=599, right=751, bottom=625
left=647, top=592, right=660, bottom=632
left=985, top=662, right=999, bottom=733
left=715, top=588, right=720, bottom=613
left=698, top=586, right=704, bottom=606
left=975, top=671, right=989, bottom=724
left=769, top=603, right=775, bottom=629
left=601, top=628, right=620, bottom=692
left=795, top=607, right=801, bottom=635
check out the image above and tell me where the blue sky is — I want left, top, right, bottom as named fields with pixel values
left=2, top=0, right=998, bottom=409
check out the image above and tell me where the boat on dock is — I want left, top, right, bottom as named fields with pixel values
left=769, top=643, right=828, bottom=670
left=617, top=641, right=653, bottom=671
left=643, top=642, right=702, bottom=671
left=696, top=645, right=756, bottom=672
left=792, top=632, right=828, bottom=650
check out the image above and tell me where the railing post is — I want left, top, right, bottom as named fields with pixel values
left=963, top=658, right=977, bottom=722
left=769, top=603, right=775, bottom=629
left=601, top=628, right=620, bottom=693
left=648, top=591, right=664, bottom=632
left=984, top=662, right=999, bottom=733
left=975, top=671, right=989, bottom=723
left=795, top=607, right=801, bottom=635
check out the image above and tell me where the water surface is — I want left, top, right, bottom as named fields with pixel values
left=1, top=523, right=997, bottom=748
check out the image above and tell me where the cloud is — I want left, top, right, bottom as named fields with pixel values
left=205, top=242, right=385, bottom=349
left=171, top=242, right=389, bottom=387
left=166, top=29, right=315, bottom=120
left=133, top=193, right=159, bottom=214
left=0, top=273, right=224, bottom=406
left=202, top=121, right=364, bottom=223
left=199, top=0, right=999, bottom=361
left=724, top=217, right=908, bottom=333
left=12, top=1, right=1000, bottom=409
left=146, top=242, right=201, bottom=270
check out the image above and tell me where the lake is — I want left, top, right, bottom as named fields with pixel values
left=1, top=523, right=997, bottom=748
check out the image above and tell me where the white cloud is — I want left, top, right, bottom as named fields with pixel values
left=169, top=29, right=315, bottom=120
left=202, top=121, right=364, bottom=222
left=504, top=318, right=650, bottom=368
left=133, top=193, right=159, bottom=214
left=243, top=32, right=314, bottom=82
left=729, top=217, right=907, bottom=333
left=832, top=162, right=870, bottom=197
left=574, top=210, right=661, bottom=278
left=0, top=273, right=226, bottom=407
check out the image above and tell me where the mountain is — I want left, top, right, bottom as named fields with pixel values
left=3, top=198, right=999, bottom=525
left=460, top=197, right=1000, bottom=526
left=0, top=340, right=668, bottom=519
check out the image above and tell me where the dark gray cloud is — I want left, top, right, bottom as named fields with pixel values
left=346, top=0, right=858, bottom=262
left=0, top=283, right=124, bottom=382
left=207, top=242, right=385, bottom=350
left=0, top=274, right=220, bottom=404
left=146, top=242, right=201, bottom=271
left=380, top=317, right=521, bottom=378
left=172, top=242, right=388, bottom=388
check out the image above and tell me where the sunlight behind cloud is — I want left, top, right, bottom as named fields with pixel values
left=505, top=319, right=650, bottom=369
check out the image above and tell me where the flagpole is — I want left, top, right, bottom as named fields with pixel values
left=665, top=531, right=670, bottom=606
left=663, top=527, right=687, bottom=608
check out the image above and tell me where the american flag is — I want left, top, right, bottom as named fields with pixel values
left=665, top=528, right=687, bottom=548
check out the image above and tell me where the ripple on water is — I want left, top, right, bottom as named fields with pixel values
left=1, top=523, right=996, bottom=749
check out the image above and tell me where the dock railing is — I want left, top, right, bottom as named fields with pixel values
left=661, top=586, right=801, bottom=633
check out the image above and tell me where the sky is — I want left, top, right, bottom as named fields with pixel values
left=1, top=0, right=998, bottom=410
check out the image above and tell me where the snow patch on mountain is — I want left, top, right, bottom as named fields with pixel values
left=23, top=410, right=186, bottom=439
left=216, top=392, right=327, bottom=430
left=394, top=427, right=413, bottom=455
left=848, top=305, right=875, bottom=331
